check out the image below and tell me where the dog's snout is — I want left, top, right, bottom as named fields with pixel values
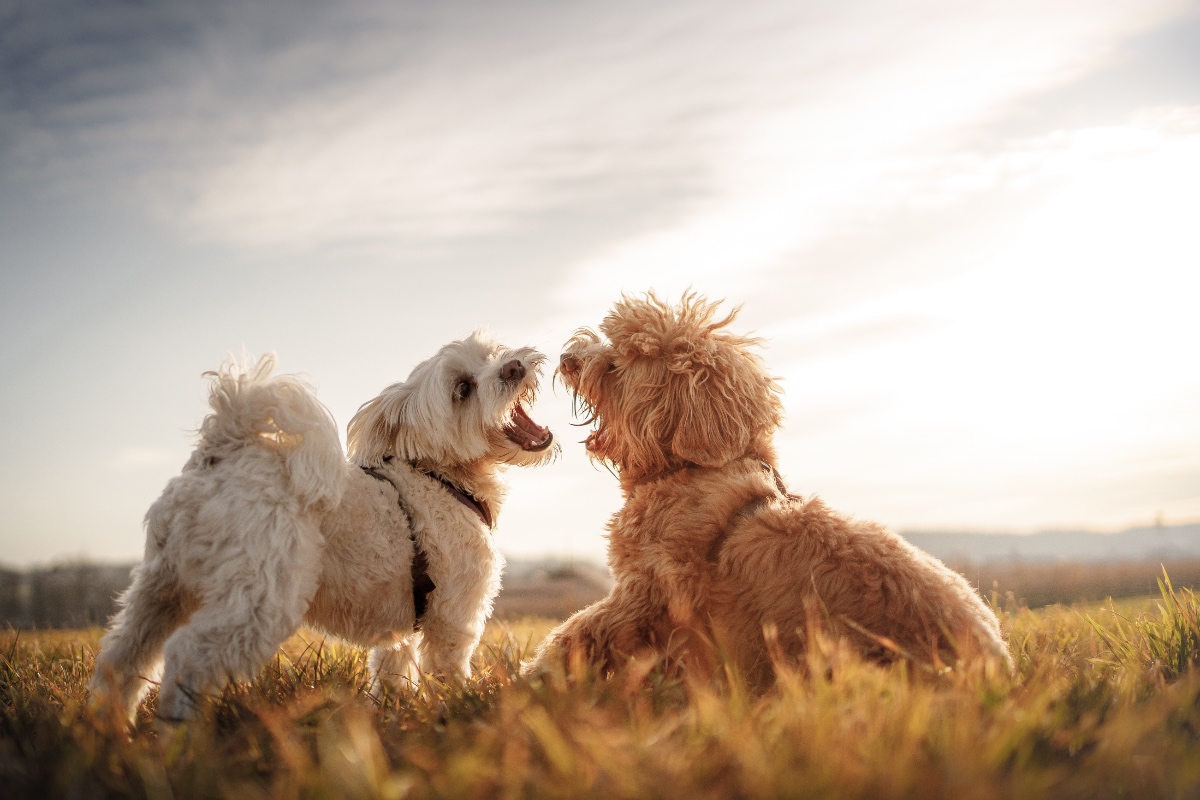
left=559, top=353, right=580, bottom=375
left=500, top=359, right=526, bottom=382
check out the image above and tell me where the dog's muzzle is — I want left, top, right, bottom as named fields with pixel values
left=500, top=359, right=527, bottom=382
left=559, top=353, right=581, bottom=379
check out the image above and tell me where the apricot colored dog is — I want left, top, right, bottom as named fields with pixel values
left=530, top=293, right=1010, bottom=686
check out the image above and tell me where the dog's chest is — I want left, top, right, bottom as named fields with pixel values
left=611, top=498, right=720, bottom=580
left=304, top=473, right=422, bottom=641
left=306, top=468, right=500, bottom=646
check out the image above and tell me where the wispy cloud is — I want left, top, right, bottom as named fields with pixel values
left=3, top=0, right=1185, bottom=255
left=547, top=0, right=1188, bottom=310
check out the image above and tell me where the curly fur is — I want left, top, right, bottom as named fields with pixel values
left=530, top=293, right=1010, bottom=686
left=89, top=333, right=557, bottom=725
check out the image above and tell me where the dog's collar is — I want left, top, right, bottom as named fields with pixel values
left=727, top=460, right=798, bottom=519
left=762, top=460, right=800, bottom=501
left=400, top=459, right=494, bottom=529
left=662, top=458, right=797, bottom=496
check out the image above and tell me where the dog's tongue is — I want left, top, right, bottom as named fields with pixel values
left=505, top=404, right=553, bottom=451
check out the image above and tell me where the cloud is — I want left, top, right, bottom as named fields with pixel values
left=4, top=0, right=1187, bottom=256
left=546, top=0, right=1191, bottom=311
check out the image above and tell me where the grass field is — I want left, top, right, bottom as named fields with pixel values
left=2, top=577, right=1199, bottom=799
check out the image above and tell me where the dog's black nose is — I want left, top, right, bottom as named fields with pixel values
left=500, top=359, right=526, bottom=381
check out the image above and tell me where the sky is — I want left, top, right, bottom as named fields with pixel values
left=1, top=0, right=1198, bottom=567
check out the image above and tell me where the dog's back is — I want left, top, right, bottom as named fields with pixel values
left=90, top=356, right=349, bottom=723
left=713, top=494, right=1012, bottom=680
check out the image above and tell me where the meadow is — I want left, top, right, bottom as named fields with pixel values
left=2, top=575, right=1199, bottom=799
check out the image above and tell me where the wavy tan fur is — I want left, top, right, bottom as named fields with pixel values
left=530, top=293, right=1010, bottom=687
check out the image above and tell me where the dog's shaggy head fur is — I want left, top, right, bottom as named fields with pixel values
left=559, top=293, right=783, bottom=482
left=348, top=332, right=558, bottom=470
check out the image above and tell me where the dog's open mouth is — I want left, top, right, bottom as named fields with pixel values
left=583, top=421, right=608, bottom=455
left=505, top=403, right=554, bottom=451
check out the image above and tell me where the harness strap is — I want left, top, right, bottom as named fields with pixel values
left=706, top=461, right=801, bottom=563
left=413, top=467, right=494, bottom=529
left=360, top=466, right=436, bottom=628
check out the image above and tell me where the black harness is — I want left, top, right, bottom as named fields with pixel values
left=411, top=467, right=494, bottom=529
left=359, top=459, right=492, bottom=628
left=359, top=464, right=436, bottom=627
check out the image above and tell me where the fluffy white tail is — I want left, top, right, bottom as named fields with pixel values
left=197, top=354, right=345, bottom=510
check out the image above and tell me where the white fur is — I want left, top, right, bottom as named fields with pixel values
left=88, top=333, right=557, bottom=725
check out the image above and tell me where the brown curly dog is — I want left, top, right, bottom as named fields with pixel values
left=529, top=293, right=1010, bottom=687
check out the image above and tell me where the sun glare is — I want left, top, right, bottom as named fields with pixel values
left=772, top=110, right=1200, bottom=528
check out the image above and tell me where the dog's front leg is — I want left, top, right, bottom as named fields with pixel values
left=524, top=576, right=664, bottom=678
left=416, top=618, right=478, bottom=683
left=367, top=633, right=422, bottom=701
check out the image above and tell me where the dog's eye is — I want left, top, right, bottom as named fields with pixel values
left=606, top=360, right=617, bottom=373
left=453, top=378, right=474, bottom=402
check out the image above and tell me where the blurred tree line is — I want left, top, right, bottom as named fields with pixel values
left=2, top=557, right=1199, bottom=629
left=0, top=563, right=132, bottom=629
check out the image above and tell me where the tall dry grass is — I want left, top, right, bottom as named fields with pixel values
left=2, top=576, right=1199, bottom=799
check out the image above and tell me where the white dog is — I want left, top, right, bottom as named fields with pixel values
left=88, top=332, right=556, bottom=724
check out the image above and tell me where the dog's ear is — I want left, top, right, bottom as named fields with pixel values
left=346, top=382, right=411, bottom=467
left=668, top=352, right=782, bottom=468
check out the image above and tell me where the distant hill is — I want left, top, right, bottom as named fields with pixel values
left=902, top=523, right=1200, bottom=564
left=493, top=559, right=613, bottom=620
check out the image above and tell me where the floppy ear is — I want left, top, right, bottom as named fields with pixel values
left=669, top=357, right=781, bottom=468
left=346, top=382, right=411, bottom=467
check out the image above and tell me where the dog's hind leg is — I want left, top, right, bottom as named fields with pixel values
left=367, top=632, right=422, bottom=700
left=155, top=583, right=313, bottom=722
left=155, top=514, right=323, bottom=723
left=88, top=561, right=191, bottom=725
